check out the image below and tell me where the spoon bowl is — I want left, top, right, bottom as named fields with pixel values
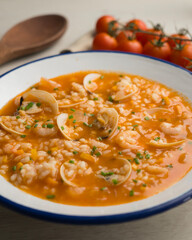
left=0, top=14, right=67, bottom=65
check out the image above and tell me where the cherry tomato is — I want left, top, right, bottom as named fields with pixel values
left=96, top=15, right=117, bottom=34
left=92, top=33, right=118, bottom=50
left=143, top=40, right=171, bottom=60
left=126, top=19, right=147, bottom=43
left=116, top=31, right=133, bottom=43
left=116, top=39, right=143, bottom=54
left=139, top=24, right=165, bottom=46
left=168, top=33, right=190, bottom=48
left=170, top=44, right=192, bottom=67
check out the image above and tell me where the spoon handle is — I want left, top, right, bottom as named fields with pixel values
left=0, top=42, right=12, bottom=65
left=60, top=30, right=94, bottom=54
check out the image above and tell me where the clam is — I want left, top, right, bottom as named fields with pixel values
left=95, top=108, right=119, bottom=139
left=148, top=139, right=186, bottom=148
left=60, top=163, right=77, bottom=187
left=83, top=73, right=101, bottom=93
left=0, top=116, right=24, bottom=135
left=112, top=78, right=138, bottom=101
left=98, top=158, right=132, bottom=186
left=23, top=89, right=59, bottom=115
left=57, top=113, right=72, bottom=140
left=20, top=101, right=42, bottom=114
left=58, top=99, right=87, bottom=108
left=146, top=108, right=171, bottom=115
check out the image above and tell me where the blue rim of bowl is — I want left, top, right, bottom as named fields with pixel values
left=0, top=50, right=192, bottom=224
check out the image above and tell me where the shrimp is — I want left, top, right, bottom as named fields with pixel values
left=32, top=121, right=57, bottom=137
left=160, top=122, right=185, bottom=135
left=115, top=130, right=140, bottom=149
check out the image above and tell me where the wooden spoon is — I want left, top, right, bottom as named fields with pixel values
left=0, top=14, right=67, bottom=65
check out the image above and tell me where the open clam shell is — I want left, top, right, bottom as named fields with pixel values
left=0, top=116, right=24, bottom=135
left=96, top=108, right=119, bottom=139
left=99, top=158, right=132, bottom=186
left=57, top=113, right=72, bottom=140
left=146, top=108, right=171, bottom=115
left=83, top=73, right=101, bottom=93
left=148, top=139, right=186, bottom=148
left=58, top=99, right=87, bottom=108
left=60, top=163, right=77, bottom=187
left=23, top=89, right=59, bottom=115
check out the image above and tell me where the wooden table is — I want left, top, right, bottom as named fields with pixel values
left=0, top=0, right=192, bottom=239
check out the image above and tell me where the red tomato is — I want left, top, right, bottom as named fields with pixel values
left=170, top=44, right=192, bottom=67
left=92, top=33, right=118, bottom=50
left=143, top=40, right=171, bottom=60
left=139, top=24, right=165, bottom=46
left=96, top=15, right=117, bottom=34
left=116, top=31, right=133, bottom=43
left=126, top=19, right=147, bottom=43
left=116, top=39, right=143, bottom=54
left=168, top=33, right=190, bottom=48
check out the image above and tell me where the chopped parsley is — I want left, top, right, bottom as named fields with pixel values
left=88, top=80, right=92, bottom=84
left=134, top=158, right=140, bottom=165
left=112, top=179, right=118, bottom=185
left=142, top=183, right=147, bottom=187
left=132, top=179, right=138, bottom=183
left=84, top=112, right=87, bottom=116
left=53, top=88, right=59, bottom=91
left=108, top=96, right=113, bottom=102
left=25, top=125, right=31, bottom=129
left=131, top=111, right=135, bottom=114
left=154, top=137, right=160, bottom=141
left=20, top=135, right=26, bottom=138
left=90, top=113, right=95, bottom=117
left=61, top=126, right=64, bottom=130
left=117, top=126, right=121, bottom=130
left=129, top=190, right=134, bottom=196
left=34, top=124, right=38, bottom=128
left=69, top=160, right=74, bottom=164
left=95, top=152, right=101, bottom=157
left=42, top=124, right=46, bottom=128
left=167, top=164, right=173, bottom=168
left=70, top=108, right=75, bottom=112
left=46, top=195, right=55, bottom=199
left=108, top=129, right=112, bottom=133
left=34, top=120, right=39, bottom=123
left=36, top=102, right=41, bottom=107
left=118, top=151, right=122, bottom=155
left=16, top=116, right=20, bottom=119
left=47, top=124, right=54, bottom=129
left=69, top=115, right=73, bottom=119
left=101, top=171, right=114, bottom=176
left=136, top=153, right=143, bottom=159
left=145, top=154, right=150, bottom=159
left=136, top=169, right=141, bottom=174
left=144, top=116, right=150, bottom=121
left=100, top=75, right=104, bottom=79
left=100, top=187, right=107, bottom=191
left=73, top=151, right=78, bottom=155
left=12, top=166, right=17, bottom=171
left=47, top=150, right=51, bottom=154
left=25, top=102, right=34, bottom=110
left=97, top=137, right=102, bottom=141
left=93, top=97, right=98, bottom=101
left=73, top=120, right=76, bottom=123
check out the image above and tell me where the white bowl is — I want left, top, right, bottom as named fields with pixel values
left=0, top=51, right=192, bottom=224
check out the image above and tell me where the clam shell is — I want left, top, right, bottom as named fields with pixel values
left=146, top=108, right=171, bottom=115
left=100, top=158, right=132, bottom=186
left=83, top=73, right=101, bottom=93
left=23, top=89, right=59, bottom=115
left=96, top=108, right=119, bottom=138
left=148, top=139, right=186, bottom=148
left=57, top=113, right=72, bottom=140
left=58, top=99, right=87, bottom=108
left=113, top=88, right=138, bottom=101
left=0, top=117, right=24, bottom=135
left=60, top=163, right=77, bottom=187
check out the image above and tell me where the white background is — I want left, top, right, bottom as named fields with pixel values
left=0, top=0, right=192, bottom=239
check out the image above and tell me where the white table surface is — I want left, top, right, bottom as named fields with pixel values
left=0, top=0, right=192, bottom=239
